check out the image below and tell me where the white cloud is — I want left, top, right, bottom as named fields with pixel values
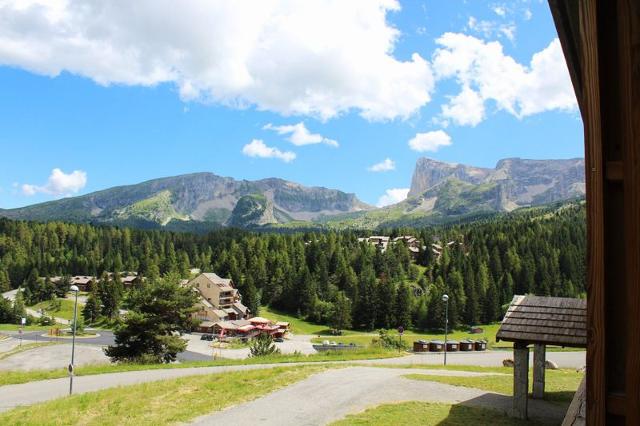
left=433, top=34, right=577, bottom=124
left=408, top=130, right=452, bottom=152
left=0, top=0, right=434, bottom=121
left=242, top=139, right=296, bottom=163
left=524, top=9, right=533, bottom=20
left=263, top=122, right=338, bottom=147
left=376, top=188, right=409, bottom=207
left=21, top=168, right=87, bottom=196
left=368, top=158, right=395, bottom=172
left=440, top=85, right=485, bottom=127
left=492, top=6, right=506, bottom=17
left=466, top=16, right=516, bottom=42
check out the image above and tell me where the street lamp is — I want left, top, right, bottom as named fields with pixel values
left=442, top=294, right=449, bottom=366
left=69, top=284, right=79, bottom=395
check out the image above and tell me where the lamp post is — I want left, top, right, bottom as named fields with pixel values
left=69, top=284, right=79, bottom=395
left=442, top=294, right=449, bottom=366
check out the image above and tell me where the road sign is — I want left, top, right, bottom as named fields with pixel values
left=20, top=317, right=26, bottom=325
left=397, top=326, right=404, bottom=335
left=68, top=364, right=74, bottom=374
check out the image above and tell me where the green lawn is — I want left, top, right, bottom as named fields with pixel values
left=260, top=306, right=334, bottom=335
left=331, top=401, right=542, bottom=425
left=260, top=306, right=510, bottom=349
left=311, top=323, right=502, bottom=348
left=404, top=367, right=582, bottom=405
left=0, top=324, right=56, bottom=331
left=0, top=347, right=402, bottom=387
left=29, top=298, right=82, bottom=321
left=0, top=365, right=330, bottom=425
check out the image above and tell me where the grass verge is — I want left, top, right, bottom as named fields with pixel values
left=260, top=306, right=332, bottom=335
left=0, top=324, right=58, bottom=332
left=311, top=324, right=502, bottom=348
left=331, top=401, right=542, bottom=425
left=0, top=365, right=329, bottom=425
left=0, top=347, right=401, bottom=387
left=403, top=367, right=582, bottom=405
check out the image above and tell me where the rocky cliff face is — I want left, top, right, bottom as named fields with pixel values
left=408, top=158, right=491, bottom=198
left=408, top=157, right=585, bottom=212
left=0, top=172, right=372, bottom=229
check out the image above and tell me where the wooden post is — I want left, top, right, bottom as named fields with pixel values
left=513, top=342, right=529, bottom=419
left=533, top=343, right=546, bottom=399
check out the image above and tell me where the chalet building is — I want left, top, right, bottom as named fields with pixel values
left=204, top=317, right=286, bottom=339
left=187, top=273, right=250, bottom=327
left=51, top=272, right=142, bottom=292
left=359, top=235, right=423, bottom=258
left=393, top=235, right=421, bottom=258
left=50, top=275, right=95, bottom=292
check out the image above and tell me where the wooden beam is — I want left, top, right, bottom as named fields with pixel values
left=549, top=0, right=584, bottom=114
left=513, top=343, right=529, bottom=419
left=579, top=0, right=607, bottom=424
left=533, top=344, right=546, bottom=399
left=618, top=0, right=640, bottom=423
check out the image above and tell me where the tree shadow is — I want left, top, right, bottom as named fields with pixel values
left=435, top=393, right=567, bottom=425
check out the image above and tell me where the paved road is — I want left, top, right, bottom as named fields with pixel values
left=359, top=350, right=586, bottom=369
left=0, top=333, right=211, bottom=363
left=185, top=333, right=317, bottom=359
left=189, top=366, right=567, bottom=425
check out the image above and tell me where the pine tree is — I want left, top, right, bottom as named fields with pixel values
left=0, top=269, right=10, bottom=293
left=330, top=291, right=352, bottom=332
left=394, top=282, right=412, bottom=329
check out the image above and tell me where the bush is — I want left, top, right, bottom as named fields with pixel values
left=38, top=315, right=56, bottom=326
left=373, top=329, right=407, bottom=350
left=249, top=334, right=281, bottom=357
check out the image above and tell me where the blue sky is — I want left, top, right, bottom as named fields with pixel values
left=0, top=0, right=582, bottom=209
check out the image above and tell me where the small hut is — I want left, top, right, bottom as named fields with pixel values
left=496, top=295, right=586, bottom=419
left=459, top=340, right=474, bottom=351
left=413, top=340, right=429, bottom=352
left=446, top=340, right=459, bottom=352
left=429, top=340, right=444, bottom=352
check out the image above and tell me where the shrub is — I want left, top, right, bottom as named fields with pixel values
left=249, top=334, right=281, bottom=357
left=374, top=329, right=407, bottom=350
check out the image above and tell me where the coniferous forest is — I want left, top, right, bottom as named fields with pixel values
left=0, top=202, right=585, bottom=331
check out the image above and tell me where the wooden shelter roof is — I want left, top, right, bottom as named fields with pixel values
left=497, top=295, right=587, bottom=348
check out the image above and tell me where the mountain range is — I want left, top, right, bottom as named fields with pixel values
left=0, top=157, right=585, bottom=231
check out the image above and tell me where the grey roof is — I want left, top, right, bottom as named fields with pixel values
left=232, top=302, right=248, bottom=314
left=496, top=295, right=587, bottom=348
left=212, top=309, right=228, bottom=318
left=201, top=273, right=234, bottom=290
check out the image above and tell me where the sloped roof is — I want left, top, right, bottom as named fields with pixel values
left=202, top=273, right=233, bottom=287
left=212, top=309, right=228, bottom=318
left=233, top=302, right=249, bottom=314
left=497, top=295, right=587, bottom=348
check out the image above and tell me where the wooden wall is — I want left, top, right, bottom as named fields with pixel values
left=572, top=1, right=640, bottom=424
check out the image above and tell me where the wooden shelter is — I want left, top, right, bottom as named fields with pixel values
left=497, top=295, right=587, bottom=419
left=548, top=1, right=640, bottom=423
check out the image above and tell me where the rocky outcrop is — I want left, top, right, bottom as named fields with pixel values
left=408, top=157, right=585, bottom=212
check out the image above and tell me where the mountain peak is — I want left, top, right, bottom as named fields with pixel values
left=0, top=172, right=372, bottom=231
left=408, top=156, right=585, bottom=210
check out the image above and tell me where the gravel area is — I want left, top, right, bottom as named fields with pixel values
left=189, top=366, right=567, bottom=425
left=0, top=343, right=109, bottom=371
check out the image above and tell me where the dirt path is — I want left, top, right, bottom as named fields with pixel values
left=189, top=366, right=566, bottom=425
